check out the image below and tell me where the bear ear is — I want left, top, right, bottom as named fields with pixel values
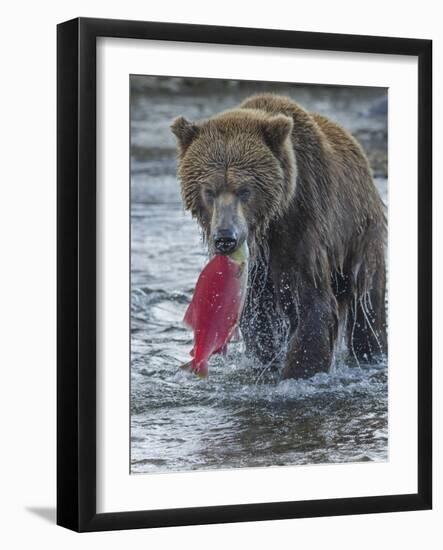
left=262, top=115, right=293, bottom=151
left=171, top=116, right=200, bottom=152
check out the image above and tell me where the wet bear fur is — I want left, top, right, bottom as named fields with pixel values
left=171, top=93, right=387, bottom=378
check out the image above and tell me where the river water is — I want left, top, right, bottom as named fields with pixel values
left=130, top=77, right=388, bottom=474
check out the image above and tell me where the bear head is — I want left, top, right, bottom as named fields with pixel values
left=171, top=108, right=296, bottom=255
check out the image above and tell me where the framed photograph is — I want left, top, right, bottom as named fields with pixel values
left=57, top=17, right=432, bottom=532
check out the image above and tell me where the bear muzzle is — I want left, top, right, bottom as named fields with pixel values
left=213, top=228, right=238, bottom=255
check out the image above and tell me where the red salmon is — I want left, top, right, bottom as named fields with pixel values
left=181, top=243, right=249, bottom=377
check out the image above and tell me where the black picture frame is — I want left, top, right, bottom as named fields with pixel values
left=57, top=17, right=432, bottom=532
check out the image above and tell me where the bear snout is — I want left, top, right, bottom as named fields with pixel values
left=213, top=228, right=238, bottom=255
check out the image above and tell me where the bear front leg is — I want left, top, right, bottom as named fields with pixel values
left=282, top=286, right=338, bottom=379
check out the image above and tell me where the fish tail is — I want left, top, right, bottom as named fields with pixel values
left=179, top=359, right=208, bottom=378
left=179, top=360, right=194, bottom=372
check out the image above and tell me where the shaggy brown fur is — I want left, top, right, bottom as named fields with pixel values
left=172, top=93, right=387, bottom=379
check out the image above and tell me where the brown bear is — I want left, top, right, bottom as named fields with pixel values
left=171, top=93, right=387, bottom=379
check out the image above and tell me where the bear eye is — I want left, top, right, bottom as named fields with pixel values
left=237, top=186, right=251, bottom=201
left=203, top=188, right=215, bottom=202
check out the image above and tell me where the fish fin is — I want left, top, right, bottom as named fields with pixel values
left=179, top=360, right=194, bottom=373
left=183, top=317, right=195, bottom=331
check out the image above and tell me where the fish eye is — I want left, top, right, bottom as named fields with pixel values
left=237, top=186, right=251, bottom=201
